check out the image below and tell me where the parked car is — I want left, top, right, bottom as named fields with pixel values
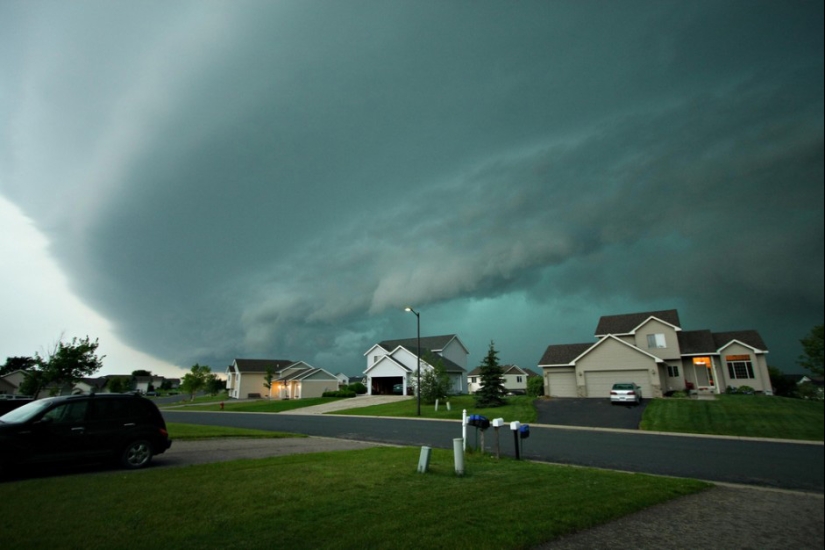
left=0, top=393, right=172, bottom=475
left=392, top=384, right=404, bottom=395
left=610, top=383, right=642, bottom=405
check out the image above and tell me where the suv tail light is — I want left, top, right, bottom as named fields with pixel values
left=159, top=427, right=169, bottom=438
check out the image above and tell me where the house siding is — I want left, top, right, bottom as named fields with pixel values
left=719, top=343, right=772, bottom=393
left=576, top=339, right=662, bottom=398
left=634, top=319, right=681, bottom=361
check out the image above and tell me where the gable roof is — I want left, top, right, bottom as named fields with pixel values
left=713, top=330, right=768, bottom=353
left=232, top=359, right=295, bottom=373
left=595, top=309, right=681, bottom=336
left=539, top=343, right=593, bottom=366
left=378, top=334, right=468, bottom=355
left=677, top=330, right=718, bottom=355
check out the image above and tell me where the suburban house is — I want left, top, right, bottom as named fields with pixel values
left=364, top=335, right=468, bottom=395
left=539, top=309, right=772, bottom=399
left=467, top=364, right=538, bottom=394
left=225, top=359, right=339, bottom=399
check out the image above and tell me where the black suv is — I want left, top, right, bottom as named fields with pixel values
left=0, top=393, right=172, bottom=474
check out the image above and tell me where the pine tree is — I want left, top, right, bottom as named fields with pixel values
left=474, top=341, right=506, bottom=408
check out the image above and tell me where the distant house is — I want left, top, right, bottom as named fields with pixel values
left=72, top=377, right=109, bottom=395
left=364, top=335, right=468, bottom=395
left=467, top=364, right=537, bottom=394
left=335, top=373, right=350, bottom=387
left=225, top=359, right=339, bottom=399
left=539, top=309, right=772, bottom=399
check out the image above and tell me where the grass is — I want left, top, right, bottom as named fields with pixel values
left=331, top=394, right=538, bottom=423
left=0, top=446, right=709, bottom=550
left=640, top=394, right=825, bottom=440
left=166, top=422, right=305, bottom=440
left=164, top=396, right=346, bottom=413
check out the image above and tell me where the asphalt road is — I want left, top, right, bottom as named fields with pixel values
left=163, top=410, right=825, bottom=493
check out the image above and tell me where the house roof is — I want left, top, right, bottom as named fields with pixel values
left=232, top=359, right=295, bottom=373
left=379, top=334, right=468, bottom=355
left=712, top=330, right=768, bottom=352
left=677, top=330, right=718, bottom=355
left=396, top=347, right=466, bottom=373
left=595, top=309, right=681, bottom=335
left=538, top=343, right=593, bottom=366
left=467, top=365, right=533, bottom=377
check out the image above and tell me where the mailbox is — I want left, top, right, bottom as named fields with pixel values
left=519, top=424, right=530, bottom=439
left=467, top=414, right=490, bottom=430
left=491, top=418, right=505, bottom=428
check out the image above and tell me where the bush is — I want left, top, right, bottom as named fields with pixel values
left=527, top=376, right=544, bottom=397
left=323, top=390, right=356, bottom=398
left=347, top=382, right=367, bottom=395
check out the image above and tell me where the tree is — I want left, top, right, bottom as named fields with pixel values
left=418, top=356, right=450, bottom=404
left=132, top=369, right=152, bottom=377
left=21, top=336, right=104, bottom=397
left=263, top=365, right=275, bottom=399
left=180, top=363, right=211, bottom=401
left=474, top=341, right=507, bottom=408
left=1, top=356, right=37, bottom=376
left=206, top=373, right=225, bottom=395
left=767, top=366, right=796, bottom=397
left=797, top=325, right=824, bottom=377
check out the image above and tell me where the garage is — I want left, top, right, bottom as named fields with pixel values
left=584, top=370, right=652, bottom=399
left=546, top=370, right=578, bottom=397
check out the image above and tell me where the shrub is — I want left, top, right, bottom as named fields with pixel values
left=323, top=390, right=356, bottom=398
left=347, top=382, right=367, bottom=395
left=527, top=376, right=544, bottom=397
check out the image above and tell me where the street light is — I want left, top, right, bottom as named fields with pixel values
left=405, top=306, right=421, bottom=416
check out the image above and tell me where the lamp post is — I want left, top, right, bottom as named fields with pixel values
left=405, top=306, right=421, bottom=416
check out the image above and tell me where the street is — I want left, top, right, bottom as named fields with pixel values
left=163, top=410, right=824, bottom=493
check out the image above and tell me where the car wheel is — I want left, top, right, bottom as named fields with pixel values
left=121, top=439, right=153, bottom=469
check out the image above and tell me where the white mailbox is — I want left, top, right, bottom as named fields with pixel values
left=492, top=418, right=505, bottom=428
left=510, top=421, right=521, bottom=431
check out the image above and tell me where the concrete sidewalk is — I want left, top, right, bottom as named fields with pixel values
left=277, top=394, right=413, bottom=414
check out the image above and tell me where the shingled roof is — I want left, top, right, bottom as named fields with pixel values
left=712, top=330, right=768, bottom=352
left=595, top=309, right=681, bottom=336
left=379, top=335, right=463, bottom=353
left=232, top=359, right=294, bottom=373
left=538, top=343, right=593, bottom=366
left=677, top=330, right=717, bottom=355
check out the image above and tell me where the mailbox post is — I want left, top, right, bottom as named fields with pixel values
left=510, top=421, right=521, bottom=460
left=491, top=418, right=505, bottom=459
left=467, top=414, right=490, bottom=452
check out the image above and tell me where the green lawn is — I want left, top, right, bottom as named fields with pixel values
left=331, top=394, right=538, bottom=423
left=165, top=396, right=346, bottom=413
left=640, top=394, right=824, bottom=440
left=0, top=446, right=708, bottom=550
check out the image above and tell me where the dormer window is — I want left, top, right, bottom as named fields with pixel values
left=647, top=333, right=666, bottom=349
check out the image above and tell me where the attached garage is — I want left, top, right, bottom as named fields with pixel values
left=584, top=370, right=652, bottom=399
left=546, top=370, right=577, bottom=397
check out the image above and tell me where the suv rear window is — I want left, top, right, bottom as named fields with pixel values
left=90, top=397, right=155, bottom=421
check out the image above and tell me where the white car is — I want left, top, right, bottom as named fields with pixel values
left=610, top=383, right=642, bottom=405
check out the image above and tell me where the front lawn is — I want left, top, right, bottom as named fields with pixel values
left=641, top=394, right=824, bottom=441
left=164, top=396, right=346, bottom=413
left=0, top=446, right=708, bottom=550
left=330, top=394, right=538, bottom=423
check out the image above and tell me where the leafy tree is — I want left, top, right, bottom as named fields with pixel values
left=1, top=356, right=37, bottom=376
left=797, top=325, right=824, bottom=377
left=206, top=373, right=225, bottom=395
left=180, top=363, right=211, bottom=401
left=132, top=369, right=152, bottom=377
left=418, top=356, right=450, bottom=404
left=107, top=376, right=129, bottom=394
left=767, top=366, right=796, bottom=397
left=527, top=375, right=544, bottom=397
left=263, top=365, right=275, bottom=399
left=21, top=336, right=104, bottom=397
left=474, top=341, right=507, bottom=408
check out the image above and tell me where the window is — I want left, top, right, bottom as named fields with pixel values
left=647, top=333, right=667, bottom=349
left=667, top=365, right=679, bottom=377
left=516, top=376, right=523, bottom=383
left=469, top=377, right=477, bottom=384
left=727, top=361, right=754, bottom=379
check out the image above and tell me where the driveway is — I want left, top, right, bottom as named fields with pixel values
left=534, top=397, right=647, bottom=429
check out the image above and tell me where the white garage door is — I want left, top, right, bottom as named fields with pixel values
left=546, top=371, right=578, bottom=397
left=584, top=370, right=652, bottom=398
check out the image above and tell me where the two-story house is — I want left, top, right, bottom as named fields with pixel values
left=363, top=335, right=468, bottom=395
left=225, top=359, right=339, bottom=400
left=539, top=309, right=771, bottom=398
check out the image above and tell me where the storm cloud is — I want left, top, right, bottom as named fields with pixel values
left=1, top=1, right=822, bottom=375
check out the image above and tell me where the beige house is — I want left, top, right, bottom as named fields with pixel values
left=226, top=359, right=339, bottom=399
left=539, top=309, right=772, bottom=399
left=467, top=365, right=537, bottom=394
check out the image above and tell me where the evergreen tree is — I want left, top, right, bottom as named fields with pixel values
left=474, top=341, right=506, bottom=408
